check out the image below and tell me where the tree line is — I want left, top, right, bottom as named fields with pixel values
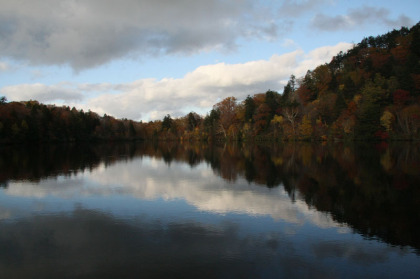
left=155, top=22, right=420, bottom=142
left=1, top=22, right=420, bottom=143
left=0, top=99, right=142, bottom=143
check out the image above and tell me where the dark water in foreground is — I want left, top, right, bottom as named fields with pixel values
left=0, top=142, right=419, bottom=278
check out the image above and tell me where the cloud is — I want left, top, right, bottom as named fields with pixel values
left=1, top=42, right=352, bottom=120
left=278, top=0, right=332, bottom=17
left=312, top=6, right=414, bottom=31
left=1, top=83, right=83, bottom=103
left=0, top=61, right=10, bottom=71
left=85, top=42, right=352, bottom=120
left=282, top=39, right=299, bottom=49
left=0, top=0, right=283, bottom=70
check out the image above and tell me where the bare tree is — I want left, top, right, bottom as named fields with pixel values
left=283, top=107, right=299, bottom=137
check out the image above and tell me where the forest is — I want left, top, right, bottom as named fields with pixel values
left=1, top=22, right=419, bottom=143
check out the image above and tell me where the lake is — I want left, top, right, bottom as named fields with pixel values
left=0, top=141, right=419, bottom=278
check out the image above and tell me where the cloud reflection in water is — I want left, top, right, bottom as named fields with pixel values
left=1, top=144, right=420, bottom=278
left=3, top=157, right=342, bottom=231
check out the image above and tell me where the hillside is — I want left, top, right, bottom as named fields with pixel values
left=1, top=22, right=419, bottom=143
left=188, top=22, right=420, bottom=141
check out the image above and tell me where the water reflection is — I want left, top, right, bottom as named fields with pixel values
left=1, top=207, right=409, bottom=279
left=1, top=152, right=337, bottom=229
left=0, top=142, right=420, bottom=278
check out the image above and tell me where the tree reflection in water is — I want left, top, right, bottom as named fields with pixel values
left=1, top=141, right=419, bottom=253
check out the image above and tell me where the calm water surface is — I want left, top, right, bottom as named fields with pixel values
left=0, top=142, right=419, bottom=278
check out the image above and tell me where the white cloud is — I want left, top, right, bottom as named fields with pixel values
left=282, top=39, right=299, bottom=49
left=0, top=42, right=352, bottom=121
left=296, top=42, right=352, bottom=73
left=85, top=42, right=352, bottom=120
left=0, top=61, right=11, bottom=72
left=1, top=83, right=83, bottom=103
left=0, top=0, right=284, bottom=70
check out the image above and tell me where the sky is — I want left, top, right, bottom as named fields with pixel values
left=0, top=0, right=418, bottom=121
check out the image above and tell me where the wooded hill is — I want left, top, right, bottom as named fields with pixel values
left=1, top=22, right=420, bottom=143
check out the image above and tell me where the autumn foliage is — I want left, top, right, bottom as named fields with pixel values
left=0, top=100, right=142, bottom=143
left=1, top=22, right=420, bottom=143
